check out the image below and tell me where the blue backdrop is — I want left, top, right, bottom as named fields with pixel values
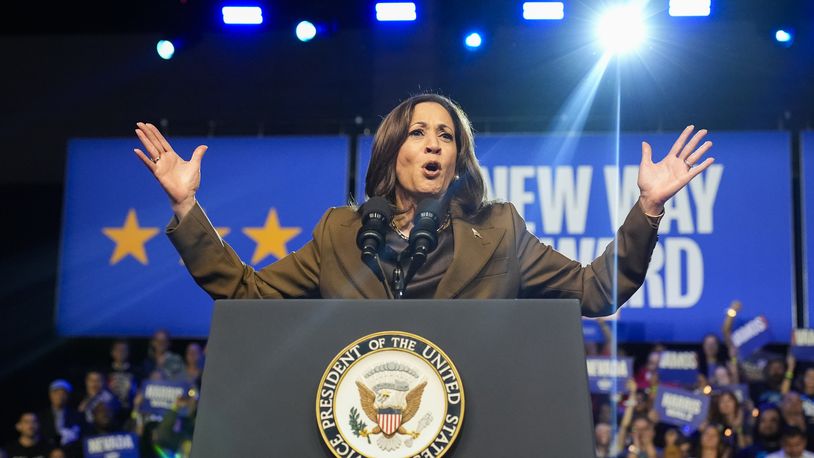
left=804, top=131, right=814, bottom=327
left=57, top=137, right=348, bottom=336
left=357, top=131, right=793, bottom=342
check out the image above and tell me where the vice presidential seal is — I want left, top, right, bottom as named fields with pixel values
left=316, top=331, right=464, bottom=458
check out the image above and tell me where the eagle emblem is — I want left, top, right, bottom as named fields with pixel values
left=352, top=362, right=428, bottom=451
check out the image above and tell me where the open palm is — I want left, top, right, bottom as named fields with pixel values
left=134, top=122, right=207, bottom=217
left=638, top=125, right=714, bottom=215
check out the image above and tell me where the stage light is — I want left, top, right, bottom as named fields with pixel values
left=156, top=40, right=175, bottom=60
left=522, top=2, right=564, bottom=20
left=222, top=6, right=263, bottom=25
left=775, top=28, right=794, bottom=47
left=668, top=0, right=711, bottom=17
left=464, top=32, right=483, bottom=50
left=375, top=2, right=416, bottom=22
left=296, top=21, right=317, bottom=42
left=596, top=4, right=646, bottom=55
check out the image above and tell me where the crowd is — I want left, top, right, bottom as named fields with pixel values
left=593, top=301, right=814, bottom=458
left=1, top=330, right=204, bottom=458
left=4, top=301, right=812, bottom=458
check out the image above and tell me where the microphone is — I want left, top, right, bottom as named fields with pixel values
left=356, top=196, right=393, bottom=264
left=407, top=197, right=442, bottom=270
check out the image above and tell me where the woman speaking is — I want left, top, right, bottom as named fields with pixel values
left=133, top=93, right=713, bottom=316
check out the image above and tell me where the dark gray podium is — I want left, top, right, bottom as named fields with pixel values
left=191, top=299, right=595, bottom=457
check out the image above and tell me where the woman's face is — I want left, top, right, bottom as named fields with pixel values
left=395, top=102, right=458, bottom=205
left=719, top=393, right=737, bottom=416
left=804, top=368, right=814, bottom=391
left=701, top=425, right=720, bottom=448
left=714, top=366, right=732, bottom=386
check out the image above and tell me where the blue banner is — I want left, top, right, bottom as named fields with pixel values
left=803, top=132, right=814, bottom=327
left=357, top=131, right=793, bottom=342
left=792, top=329, right=814, bottom=362
left=732, top=315, right=773, bottom=359
left=657, top=351, right=699, bottom=385
left=585, top=357, right=633, bottom=393
left=654, top=385, right=710, bottom=431
left=84, top=433, right=140, bottom=458
left=58, top=137, right=349, bottom=337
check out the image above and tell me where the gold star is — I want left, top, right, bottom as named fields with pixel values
left=242, top=208, right=302, bottom=265
left=102, top=209, right=160, bottom=265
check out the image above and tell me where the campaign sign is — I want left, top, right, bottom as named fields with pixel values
left=732, top=316, right=773, bottom=359
left=658, top=351, right=700, bottom=385
left=58, top=136, right=348, bottom=337
left=84, top=433, right=140, bottom=458
left=586, top=357, right=633, bottom=393
left=654, top=385, right=710, bottom=431
left=792, top=329, right=814, bottom=362
left=141, top=380, right=190, bottom=416
left=356, top=131, right=793, bottom=342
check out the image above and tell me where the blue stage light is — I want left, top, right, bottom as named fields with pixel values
left=156, top=40, right=175, bottom=60
left=522, top=2, right=564, bottom=20
left=222, top=6, right=263, bottom=25
left=668, top=0, right=711, bottom=17
left=375, top=2, right=417, bottom=22
left=296, top=21, right=317, bottom=42
left=775, top=29, right=793, bottom=46
left=464, top=32, right=483, bottom=50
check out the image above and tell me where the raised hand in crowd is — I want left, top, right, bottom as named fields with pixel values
left=134, top=122, right=207, bottom=219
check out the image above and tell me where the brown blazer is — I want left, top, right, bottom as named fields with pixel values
left=167, top=201, right=659, bottom=317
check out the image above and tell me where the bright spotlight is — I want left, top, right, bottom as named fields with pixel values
left=464, top=32, right=483, bottom=50
left=156, top=40, right=175, bottom=60
left=668, top=0, right=711, bottom=17
left=222, top=6, right=263, bottom=25
left=296, top=21, right=317, bottom=42
left=596, top=4, right=646, bottom=55
left=523, top=2, right=565, bottom=20
left=775, top=29, right=794, bottom=47
left=375, top=3, right=417, bottom=22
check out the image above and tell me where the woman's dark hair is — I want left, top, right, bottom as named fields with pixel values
left=364, top=93, right=486, bottom=218
left=708, top=389, right=741, bottom=426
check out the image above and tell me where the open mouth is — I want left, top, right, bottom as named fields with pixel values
left=422, top=161, right=441, bottom=178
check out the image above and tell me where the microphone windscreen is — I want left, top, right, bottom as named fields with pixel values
left=362, top=196, right=393, bottom=221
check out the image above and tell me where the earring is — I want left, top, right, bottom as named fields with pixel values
left=454, top=174, right=460, bottom=180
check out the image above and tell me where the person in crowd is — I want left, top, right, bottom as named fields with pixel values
left=47, top=448, right=66, bottom=458
left=780, top=393, right=808, bottom=432
left=83, top=403, right=117, bottom=436
left=3, top=412, right=52, bottom=458
left=709, top=389, right=753, bottom=450
left=133, top=94, right=714, bottom=313
left=107, top=339, right=138, bottom=416
left=736, top=406, right=782, bottom=458
left=37, top=380, right=81, bottom=457
left=142, top=329, right=183, bottom=381
left=624, top=416, right=662, bottom=458
left=766, top=427, right=814, bottom=458
left=182, top=342, right=204, bottom=387
left=664, top=427, right=690, bottom=458
left=690, top=423, right=733, bottom=458
left=77, top=371, right=119, bottom=427
left=702, top=334, right=727, bottom=380
left=595, top=422, right=612, bottom=458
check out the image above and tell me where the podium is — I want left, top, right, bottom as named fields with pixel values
left=191, top=299, right=595, bottom=457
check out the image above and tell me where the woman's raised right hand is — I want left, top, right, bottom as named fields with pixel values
left=134, top=122, right=207, bottom=219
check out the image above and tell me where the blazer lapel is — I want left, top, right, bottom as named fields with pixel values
left=330, top=218, right=390, bottom=298
left=434, top=218, right=506, bottom=299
